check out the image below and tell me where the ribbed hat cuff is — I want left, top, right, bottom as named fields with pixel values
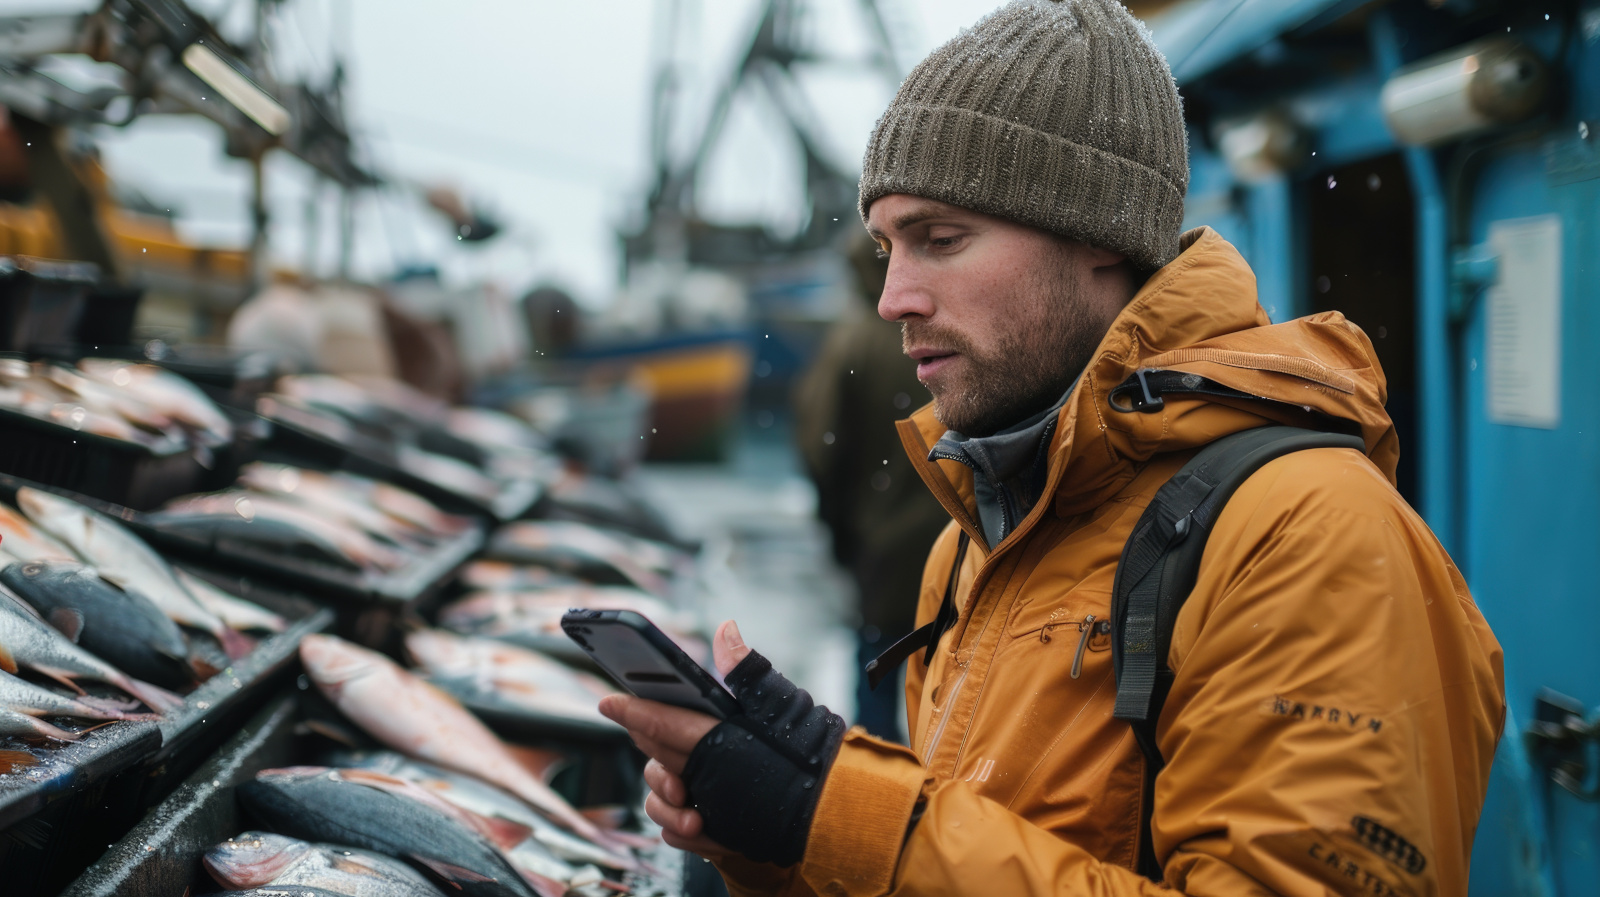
left=858, top=103, right=1184, bottom=272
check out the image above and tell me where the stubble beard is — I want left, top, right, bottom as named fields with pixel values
left=904, top=254, right=1109, bottom=437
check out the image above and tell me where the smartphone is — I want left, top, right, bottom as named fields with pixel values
left=561, top=609, right=740, bottom=719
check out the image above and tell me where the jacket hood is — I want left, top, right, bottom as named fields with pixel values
left=901, top=226, right=1399, bottom=528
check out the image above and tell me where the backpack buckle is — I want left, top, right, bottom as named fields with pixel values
left=1110, top=369, right=1166, bottom=414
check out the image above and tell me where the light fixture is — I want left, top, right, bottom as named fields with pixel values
left=181, top=41, right=289, bottom=135
left=1380, top=37, right=1547, bottom=146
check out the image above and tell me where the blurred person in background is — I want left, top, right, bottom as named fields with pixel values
left=793, top=232, right=945, bottom=743
left=604, top=1, right=1504, bottom=893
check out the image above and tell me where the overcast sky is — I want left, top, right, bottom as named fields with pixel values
left=6, top=0, right=1011, bottom=305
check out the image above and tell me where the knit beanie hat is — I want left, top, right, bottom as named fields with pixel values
left=858, top=0, right=1188, bottom=272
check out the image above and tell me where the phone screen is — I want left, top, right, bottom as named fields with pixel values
left=562, top=609, right=739, bottom=718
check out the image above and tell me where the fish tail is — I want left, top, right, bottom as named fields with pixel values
left=120, top=676, right=185, bottom=713
left=217, top=625, right=255, bottom=660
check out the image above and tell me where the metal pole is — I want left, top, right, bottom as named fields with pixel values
left=339, top=185, right=354, bottom=280
left=303, top=176, right=321, bottom=278
left=250, top=151, right=268, bottom=290
left=1368, top=9, right=1459, bottom=555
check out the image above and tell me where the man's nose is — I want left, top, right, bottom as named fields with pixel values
left=877, top=257, right=934, bottom=322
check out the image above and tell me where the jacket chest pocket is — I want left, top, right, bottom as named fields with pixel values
left=1005, top=588, right=1114, bottom=674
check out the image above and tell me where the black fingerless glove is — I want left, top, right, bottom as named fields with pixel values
left=680, top=650, right=846, bottom=866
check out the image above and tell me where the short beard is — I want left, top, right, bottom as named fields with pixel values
left=904, top=248, right=1108, bottom=437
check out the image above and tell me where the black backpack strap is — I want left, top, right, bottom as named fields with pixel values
left=1111, top=425, right=1366, bottom=880
left=865, top=531, right=970, bottom=691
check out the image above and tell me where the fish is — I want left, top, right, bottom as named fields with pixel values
left=145, top=512, right=364, bottom=573
left=212, top=882, right=350, bottom=889
left=159, top=491, right=403, bottom=571
left=405, top=630, right=618, bottom=728
left=17, top=488, right=253, bottom=659
left=437, top=588, right=697, bottom=651
left=485, top=522, right=682, bottom=594
left=298, top=635, right=615, bottom=849
left=238, top=766, right=539, bottom=897
left=396, top=446, right=501, bottom=504
left=205, top=830, right=446, bottom=897
left=331, top=751, right=635, bottom=873
left=76, top=359, right=233, bottom=444
left=176, top=570, right=288, bottom=634
left=0, top=582, right=183, bottom=711
left=0, top=561, right=196, bottom=690
left=0, top=504, right=77, bottom=562
left=0, top=669, right=155, bottom=721
left=0, top=706, right=80, bottom=741
left=238, top=464, right=431, bottom=543
left=457, top=562, right=578, bottom=592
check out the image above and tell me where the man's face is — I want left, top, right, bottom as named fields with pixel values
left=866, top=194, right=1131, bottom=437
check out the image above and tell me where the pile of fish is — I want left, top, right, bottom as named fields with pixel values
left=0, top=486, right=285, bottom=755
left=229, top=633, right=653, bottom=896
left=259, top=375, right=560, bottom=508
left=0, top=357, right=232, bottom=452
left=149, top=463, right=476, bottom=575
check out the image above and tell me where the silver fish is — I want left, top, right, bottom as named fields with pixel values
left=205, top=830, right=445, bottom=897
left=0, top=705, right=79, bottom=741
left=0, top=669, right=155, bottom=721
left=17, top=487, right=252, bottom=659
left=405, top=629, right=617, bottom=727
left=334, top=751, right=634, bottom=872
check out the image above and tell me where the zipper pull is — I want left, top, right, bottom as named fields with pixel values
left=1070, top=614, right=1097, bottom=679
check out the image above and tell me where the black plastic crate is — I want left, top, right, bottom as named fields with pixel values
left=75, top=284, right=144, bottom=349
left=0, top=406, right=204, bottom=510
left=0, top=257, right=98, bottom=352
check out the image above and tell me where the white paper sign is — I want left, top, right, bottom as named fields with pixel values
left=1486, top=215, right=1562, bottom=429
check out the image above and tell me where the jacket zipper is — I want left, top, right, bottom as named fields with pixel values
left=1070, top=614, right=1097, bottom=679
left=922, top=665, right=970, bottom=767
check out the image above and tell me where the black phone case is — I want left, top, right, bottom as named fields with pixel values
left=561, top=608, right=741, bottom=718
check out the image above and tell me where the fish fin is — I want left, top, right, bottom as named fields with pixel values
left=409, top=854, right=496, bottom=886
left=592, top=827, right=655, bottom=849
left=217, top=625, right=255, bottom=660
left=31, top=665, right=85, bottom=694
left=297, top=718, right=363, bottom=748
left=0, top=640, right=14, bottom=674
left=189, top=655, right=221, bottom=680
left=504, top=744, right=566, bottom=782
left=47, top=608, right=83, bottom=643
left=0, top=749, right=38, bottom=773
left=517, top=868, right=570, bottom=897
left=578, top=804, right=630, bottom=830
left=478, top=815, right=534, bottom=853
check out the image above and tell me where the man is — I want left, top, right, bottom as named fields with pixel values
left=793, top=232, right=945, bottom=741
left=601, top=2, right=1505, bottom=894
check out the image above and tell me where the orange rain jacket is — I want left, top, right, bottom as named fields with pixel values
left=713, top=228, right=1505, bottom=896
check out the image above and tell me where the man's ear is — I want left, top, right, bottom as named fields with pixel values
left=1082, top=244, right=1127, bottom=271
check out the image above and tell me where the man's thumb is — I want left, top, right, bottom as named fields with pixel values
left=712, top=619, right=751, bottom=679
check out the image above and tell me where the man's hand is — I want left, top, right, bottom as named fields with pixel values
left=598, top=619, right=752, bottom=856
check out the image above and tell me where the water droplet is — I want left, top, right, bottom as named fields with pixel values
left=1326, top=176, right=1338, bottom=189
